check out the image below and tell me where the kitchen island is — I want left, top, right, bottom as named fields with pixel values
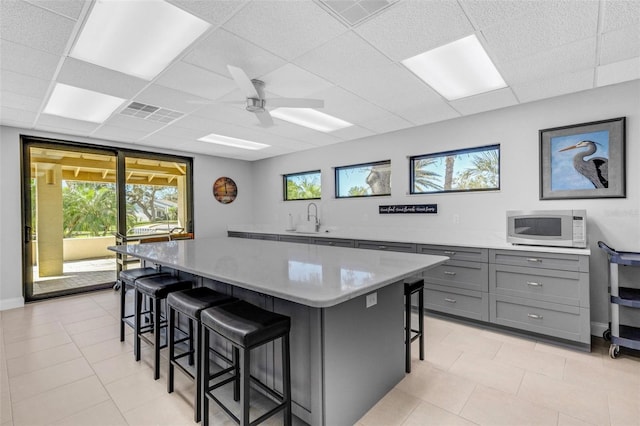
left=109, top=237, right=447, bottom=426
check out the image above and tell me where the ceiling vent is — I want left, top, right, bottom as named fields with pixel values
left=120, top=102, right=184, bottom=124
left=317, top=0, right=398, bottom=27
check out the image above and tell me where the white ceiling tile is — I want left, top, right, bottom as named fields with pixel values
left=511, top=69, right=595, bottom=103
left=0, top=106, right=37, bottom=126
left=295, top=32, right=393, bottom=88
left=260, top=64, right=334, bottom=98
left=0, top=0, right=76, bottom=55
left=355, top=0, right=474, bottom=61
left=103, top=114, right=169, bottom=133
left=182, top=29, right=286, bottom=79
left=331, top=125, right=376, bottom=141
left=135, top=84, right=209, bottom=114
left=482, top=1, right=599, bottom=62
left=91, top=125, right=152, bottom=143
left=597, top=57, right=640, bottom=87
left=602, top=0, right=640, bottom=33
left=459, top=0, right=542, bottom=29
left=449, top=88, right=518, bottom=116
left=499, top=38, right=597, bottom=85
left=156, top=61, right=237, bottom=100
left=0, top=91, right=42, bottom=112
left=222, top=1, right=346, bottom=60
left=308, top=85, right=396, bottom=126
left=600, top=24, right=640, bottom=65
left=27, top=0, right=86, bottom=20
left=192, top=103, right=256, bottom=124
left=0, top=40, right=60, bottom=81
left=37, top=113, right=101, bottom=134
left=167, top=0, right=246, bottom=27
left=358, top=113, right=413, bottom=134
left=1, top=69, right=50, bottom=99
left=397, top=101, right=460, bottom=127
left=57, top=57, right=148, bottom=99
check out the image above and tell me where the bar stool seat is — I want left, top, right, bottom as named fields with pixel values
left=118, top=268, right=168, bottom=342
left=167, top=287, right=237, bottom=422
left=200, top=300, right=292, bottom=426
left=134, top=275, right=192, bottom=380
left=404, top=277, right=425, bottom=373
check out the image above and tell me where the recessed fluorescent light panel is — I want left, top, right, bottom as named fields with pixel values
left=198, top=133, right=269, bottom=150
left=402, top=35, right=507, bottom=100
left=70, top=0, right=210, bottom=80
left=270, top=108, right=353, bottom=132
left=43, top=83, right=126, bottom=123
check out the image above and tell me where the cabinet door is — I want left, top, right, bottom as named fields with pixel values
left=490, top=264, right=589, bottom=307
left=249, top=233, right=279, bottom=241
left=490, top=250, right=588, bottom=272
left=312, top=238, right=355, bottom=248
left=418, top=244, right=488, bottom=262
left=424, top=283, right=489, bottom=321
left=279, top=235, right=311, bottom=244
left=227, top=231, right=249, bottom=238
left=355, top=240, right=417, bottom=253
left=423, top=260, right=489, bottom=292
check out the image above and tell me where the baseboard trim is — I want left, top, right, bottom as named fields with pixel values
left=0, top=296, right=25, bottom=311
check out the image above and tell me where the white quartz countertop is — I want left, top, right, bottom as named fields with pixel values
left=109, top=237, right=448, bottom=308
left=227, top=225, right=591, bottom=256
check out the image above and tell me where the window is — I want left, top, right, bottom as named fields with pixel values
left=410, top=144, right=500, bottom=194
left=283, top=170, right=321, bottom=201
left=335, top=160, right=391, bottom=198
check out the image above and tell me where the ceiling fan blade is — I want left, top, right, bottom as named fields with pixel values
left=267, top=98, right=324, bottom=109
left=227, top=65, right=260, bottom=99
left=254, top=110, right=274, bottom=127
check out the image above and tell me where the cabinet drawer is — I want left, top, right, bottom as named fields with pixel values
left=249, top=233, right=278, bottom=241
left=490, top=265, right=589, bottom=307
left=423, top=260, right=488, bottom=292
left=490, top=295, right=590, bottom=344
left=355, top=240, right=416, bottom=253
left=424, top=284, right=488, bottom=321
left=312, top=238, right=355, bottom=248
left=490, top=250, right=588, bottom=272
left=228, top=231, right=249, bottom=238
left=278, top=235, right=311, bottom=244
left=418, top=244, right=488, bottom=262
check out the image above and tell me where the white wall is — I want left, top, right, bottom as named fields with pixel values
left=0, top=126, right=254, bottom=309
left=250, top=80, right=640, bottom=332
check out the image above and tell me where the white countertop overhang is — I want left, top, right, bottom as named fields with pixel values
left=109, top=237, right=448, bottom=308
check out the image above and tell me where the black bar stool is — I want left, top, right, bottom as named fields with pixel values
left=166, top=287, right=237, bottom=422
left=134, top=275, right=193, bottom=380
left=200, top=300, right=292, bottom=426
left=118, top=267, right=168, bottom=343
left=404, top=277, right=425, bottom=373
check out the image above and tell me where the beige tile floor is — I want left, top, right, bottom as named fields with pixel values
left=1, top=290, right=638, bottom=426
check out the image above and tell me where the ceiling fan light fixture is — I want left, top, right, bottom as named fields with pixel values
left=402, top=34, right=507, bottom=100
left=270, top=108, right=353, bottom=132
left=70, top=0, right=211, bottom=80
left=43, top=83, right=126, bottom=123
left=198, top=133, right=270, bottom=150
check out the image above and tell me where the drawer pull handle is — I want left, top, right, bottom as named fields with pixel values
left=378, top=245, right=387, bottom=250
left=526, top=281, right=543, bottom=287
left=527, top=258, right=542, bottom=263
left=444, top=251, right=456, bottom=255
left=527, top=313, right=543, bottom=320
left=443, top=271, right=457, bottom=276
left=329, top=242, right=335, bottom=246
left=444, top=298, right=457, bottom=303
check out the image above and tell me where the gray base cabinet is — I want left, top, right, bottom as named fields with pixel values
left=229, top=232, right=591, bottom=348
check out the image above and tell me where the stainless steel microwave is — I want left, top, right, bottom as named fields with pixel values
left=506, top=210, right=587, bottom=248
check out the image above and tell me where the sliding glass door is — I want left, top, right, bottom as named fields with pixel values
left=22, top=137, right=193, bottom=301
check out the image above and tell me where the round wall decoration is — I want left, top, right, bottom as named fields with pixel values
left=213, top=177, right=237, bottom=204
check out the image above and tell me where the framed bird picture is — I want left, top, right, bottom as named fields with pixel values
left=539, top=117, right=626, bottom=200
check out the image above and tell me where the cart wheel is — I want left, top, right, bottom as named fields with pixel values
left=603, top=329, right=611, bottom=341
left=609, top=344, right=620, bottom=359
left=113, top=282, right=121, bottom=291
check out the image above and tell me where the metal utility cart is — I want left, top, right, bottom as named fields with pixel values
left=598, top=241, right=640, bottom=358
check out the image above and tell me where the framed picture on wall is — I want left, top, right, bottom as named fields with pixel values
left=539, top=117, right=626, bottom=200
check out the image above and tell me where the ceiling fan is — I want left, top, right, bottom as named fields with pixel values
left=225, top=65, right=324, bottom=127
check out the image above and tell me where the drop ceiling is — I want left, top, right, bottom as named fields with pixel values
left=1, top=0, right=639, bottom=161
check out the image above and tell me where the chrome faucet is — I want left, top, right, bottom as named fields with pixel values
left=307, top=202, right=319, bottom=230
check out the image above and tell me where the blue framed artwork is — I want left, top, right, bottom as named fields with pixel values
left=540, top=117, right=626, bottom=200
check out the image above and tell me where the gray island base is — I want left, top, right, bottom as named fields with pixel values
left=109, top=237, right=447, bottom=425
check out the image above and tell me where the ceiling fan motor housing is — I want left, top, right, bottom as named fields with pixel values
left=246, top=98, right=266, bottom=112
